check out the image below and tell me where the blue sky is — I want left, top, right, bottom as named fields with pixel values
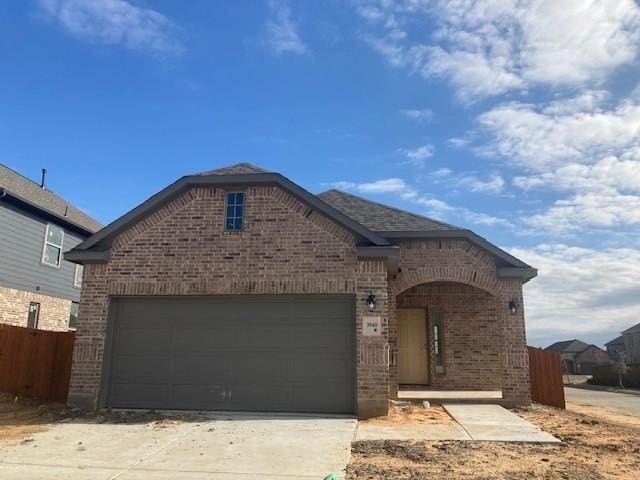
left=2, top=0, right=640, bottom=347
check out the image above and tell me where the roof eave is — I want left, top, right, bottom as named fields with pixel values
left=64, top=249, right=110, bottom=265
left=0, top=187, right=97, bottom=237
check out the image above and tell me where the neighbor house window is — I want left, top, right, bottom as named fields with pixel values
left=42, top=223, right=64, bottom=267
left=430, top=306, right=444, bottom=373
left=69, top=302, right=79, bottom=330
left=74, top=264, right=84, bottom=288
left=27, top=302, right=40, bottom=329
left=225, top=192, right=245, bottom=231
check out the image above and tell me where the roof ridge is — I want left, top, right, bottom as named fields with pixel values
left=319, top=188, right=461, bottom=230
left=195, top=162, right=271, bottom=176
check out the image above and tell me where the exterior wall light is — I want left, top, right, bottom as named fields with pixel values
left=509, top=301, right=518, bottom=315
left=366, top=294, right=376, bottom=312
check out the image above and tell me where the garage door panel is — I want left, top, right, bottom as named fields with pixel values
left=291, top=383, right=353, bottom=413
left=173, top=328, right=234, bottom=351
left=112, top=355, right=171, bottom=382
left=290, top=355, right=354, bottom=380
left=116, top=328, right=173, bottom=354
left=229, top=385, right=289, bottom=410
left=111, top=383, right=170, bottom=407
left=292, top=326, right=353, bottom=351
left=171, top=354, right=232, bottom=383
left=230, top=353, right=288, bottom=383
left=106, top=296, right=355, bottom=413
left=171, top=385, right=227, bottom=409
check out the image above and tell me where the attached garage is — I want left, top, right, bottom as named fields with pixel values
left=102, top=296, right=356, bottom=414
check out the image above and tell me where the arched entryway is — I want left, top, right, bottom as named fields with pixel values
left=391, top=281, right=503, bottom=392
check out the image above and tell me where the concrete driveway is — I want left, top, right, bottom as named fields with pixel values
left=565, top=386, right=640, bottom=417
left=0, top=412, right=357, bottom=480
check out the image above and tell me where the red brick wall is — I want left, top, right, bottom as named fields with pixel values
left=0, top=285, right=72, bottom=331
left=69, top=186, right=390, bottom=417
left=388, top=239, right=531, bottom=406
left=397, top=283, right=502, bottom=390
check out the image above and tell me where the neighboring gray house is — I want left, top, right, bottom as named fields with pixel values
left=545, top=339, right=610, bottom=375
left=605, top=335, right=626, bottom=363
left=613, top=323, right=640, bottom=366
left=0, top=164, right=101, bottom=331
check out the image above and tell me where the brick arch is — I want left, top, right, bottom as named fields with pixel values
left=389, top=265, right=502, bottom=297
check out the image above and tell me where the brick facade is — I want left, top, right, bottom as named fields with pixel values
left=69, top=186, right=531, bottom=416
left=0, top=284, right=72, bottom=331
left=388, top=239, right=531, bottom=406
left=69, top=186, right=391, bottom=417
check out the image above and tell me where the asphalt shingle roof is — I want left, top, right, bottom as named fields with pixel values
left=317, top=189, right=459, bottom=232
left=0, top=164, right=102, bottom=233
left=196, top=163, right=271, bottom=176
left=605, top=335, right=624, bottom=346
left=545, top=339, right=590, bottom=353
left=622, top=322, right=640, bottom=334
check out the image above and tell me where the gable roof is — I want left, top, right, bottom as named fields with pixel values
left=545, top=339, right=590, bottom=353
left=317, top=189, right=458, bottom=232
left=66, top=164, right=391, bottom=259
left=622, top=322, right=640, bottom=334
left=65, top=163, right=536, bottom=279
left=605, top=335, right=624, bottom=346
left=0, top=164, right=102, bottom=235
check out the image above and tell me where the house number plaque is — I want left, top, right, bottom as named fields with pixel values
left=363, top=316, right=382, bottom=336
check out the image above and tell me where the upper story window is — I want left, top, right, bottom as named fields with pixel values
left=42, top=223, right=64, bottom=267
left=69, top=302, right=79, bottom=330
left=225, top=192, right=245, bottom=231
left=74, top=264, right=84, bottom=288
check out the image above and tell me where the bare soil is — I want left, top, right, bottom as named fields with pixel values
left=347, top=403, right=640, bottom=480
left=362, top=404, right=455, bottom=426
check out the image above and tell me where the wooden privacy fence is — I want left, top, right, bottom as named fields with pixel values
left=528, top=346, right=566, bottom=409
left=0, top=324, right=75, bottom=401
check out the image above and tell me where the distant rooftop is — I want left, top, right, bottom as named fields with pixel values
left=196, top=163, right=271, bottom=176
left=317, top=189, right=459, bottom=233
left=545, top=339, right=590, bottom=353
left=0, top=164, right=102, bottom=233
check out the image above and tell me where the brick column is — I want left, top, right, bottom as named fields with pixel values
left=355, top=259, right=390, bottom=418
left=499, top=279, right=531, bottom=406
left=68, top=263, right=110, bottom=410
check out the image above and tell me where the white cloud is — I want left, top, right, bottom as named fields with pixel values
left=399, top=144, right=435, bottom=167
left=476, top=93, right=640, bottom=170
left=331, top=178, right=408, bottom=194
left=524, top=191, right=640, bottom=234
left=510, top=244, right=640, bottom=347
left=399, top=108, right=433, bottom=122
left=356, top=0, right=640, bottom=101
left=457, top=174, right=505, bottom=194
left=514, top=156, right=640, bottom=193
left=264, top=0, right=307, bottom=55
left=38, top=0, right=184, bottom=58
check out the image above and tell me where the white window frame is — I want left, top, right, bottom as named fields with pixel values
left=41, top=223, right=64, bottom=268
left=74, top=264, right=84, bottom=288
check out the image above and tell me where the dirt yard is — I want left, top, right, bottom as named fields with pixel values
left=347, top=402, right=640, bottom=480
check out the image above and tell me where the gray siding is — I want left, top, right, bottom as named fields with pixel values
left=0, top=202, right=86, bottom=301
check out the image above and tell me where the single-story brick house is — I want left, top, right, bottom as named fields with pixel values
left=65, top=163, right=536, bottom=418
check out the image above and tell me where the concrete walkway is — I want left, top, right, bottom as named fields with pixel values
left=565, top=386, right=640, bottom=417
left=0, top=412, right=357, bottom=480
left=444, top=405, right=560, bottom=442
left=356, top=404, right=559, bottom=443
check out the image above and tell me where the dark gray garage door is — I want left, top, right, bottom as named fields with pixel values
left=104, top=296, right=355, bottom=414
